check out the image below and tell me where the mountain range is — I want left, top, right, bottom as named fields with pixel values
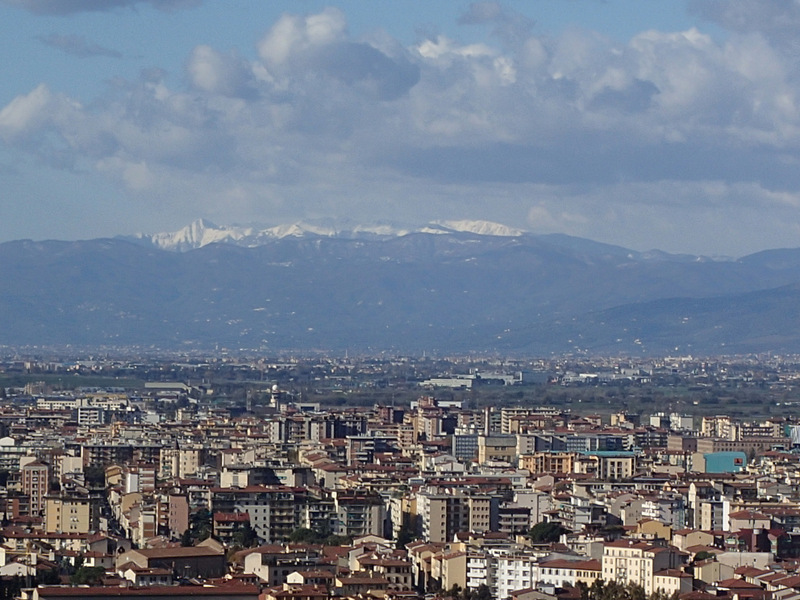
left=3, top=219, right=800, bottom=355
left=130, top=219, right=529, bottom=252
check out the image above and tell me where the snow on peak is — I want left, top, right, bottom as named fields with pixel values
left=433, top=220, right=527, bottom=237
left=146, top=219, right=254, bottom=251
left=137, top=219, right=527, bottom=251
left=260, top=222, right=338, bottom=238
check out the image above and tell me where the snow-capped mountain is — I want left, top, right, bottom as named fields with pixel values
left=139, top=219, right=254, bottom=252
left=131, top=218, right=529, bottom=251
left=431, top=220, right=526, bottom=237
left=5, top=223, right=800, bottom=354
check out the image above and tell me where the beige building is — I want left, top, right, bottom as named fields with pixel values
left=178, top=447, right=204, bottom=478
left=602, top=540, right=685, bottom=595
left=701, top=416, right=733, bottom=439
left=519, top=452, right=575, bottom=474
left=44, top=494, right=93, bottom=534
left=696, top=437, right=786, bottom=455
left=636, top=519, right=672, bottom=541
left=477, top=435, right=517, bottom=464
left=698, top=499, right=726, bottom=531
left=358, top=556, right=413, bottom=591
left=438, top=549, right=467, bottom=591
left=418, top=491, right=457, bottom=543
left=467, top=496, right=493, bottom=534
left=538, top=558, right=601, bottom=588
left=407, top=541, right=445, bottom=592
left=672, top=529, right=714, bottom=552
left=694, top=559, right=735, bottom=586
left=417, top=487, right=502, bottom=543
left=574, top=454, right=636, bottom=480
left=653, top=570, right=692, bottom=595
left=728, top=509, right=771, bottom=533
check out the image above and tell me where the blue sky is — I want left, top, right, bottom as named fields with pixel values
left=0, top=0, right=798, bottom=256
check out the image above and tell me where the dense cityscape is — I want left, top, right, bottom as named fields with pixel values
left=5, top=1, right=800, bottom=600
left=0, top=352, right=799, bottom=599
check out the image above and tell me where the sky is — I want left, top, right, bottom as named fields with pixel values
left=1, top=1, right=800, bottom=256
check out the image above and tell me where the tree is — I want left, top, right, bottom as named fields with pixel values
left=288, top=527, right=322, bottom=544
left=288, top=526, right=350, bottom=546
left=2, top=575, right=23, bottom=600
left=322, top=533, right=352, bottom=546
left=180, top=528, right=193, bottom=547
left=84, top=465, right=105, bottom=488
left=70, top=566, right=106, bottom=585
left=472, top=584, right=492, bottom=600
left=396, top=523, right=417, bottom=547
left=582, top=579, right=679, bottom=600
left=577, top=581, right=591, bottom=600
left=588, top=578, right=604, bottom=600
left=528, top=521, right=567, bottom=543
left=182, top=508, right=212, bottom=545
left=37, top=567, right=61, bottom=585
left=232, top=522, right=259, bottom=548
left=628, top=583, right=646, bottom=600
left=693, top=550, right=714, bottom=562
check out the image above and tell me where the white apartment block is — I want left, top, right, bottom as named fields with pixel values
left=495, top=554, right=536, bottom=600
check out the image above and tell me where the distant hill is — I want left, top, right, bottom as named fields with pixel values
left=3, top=222, right=800, bottom=355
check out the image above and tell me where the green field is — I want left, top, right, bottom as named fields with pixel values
left=0, top=373, right=145, bottom=390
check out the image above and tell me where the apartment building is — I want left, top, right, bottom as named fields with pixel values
left=44, top=492, right=96, bottom=534
left=20, top=459, right=49, bottom=516
left=602, top=540, right=685, bottom=595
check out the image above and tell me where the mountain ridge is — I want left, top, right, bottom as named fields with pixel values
left=3, top=225, right=800, bottom=355
left=127, top=218, right=531, bottom=252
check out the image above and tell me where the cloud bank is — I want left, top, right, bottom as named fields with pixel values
left=38, top=33, right=122, bottom=58
left=3, top=0, right=200, bottom=14
left=2, top=4, right=800, bottom=254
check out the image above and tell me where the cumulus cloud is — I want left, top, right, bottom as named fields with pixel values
left=0, top=83, right=118, bottom=169
left=257, top=8, right=420, bottom=101
left=186, top=45, right=256, bottom=98
left=689, top=0, right=800, bottom=37
left=257, top=8, right=347, bottom=66
left=689, top=0, right=800, bottom=77
left=3, top=7, right=800, bottom=253
left=0, top=84, right=56, bottom=141
left=38, top=33, right=122, bottom=58
left=2, top=0, right=200, bottom=14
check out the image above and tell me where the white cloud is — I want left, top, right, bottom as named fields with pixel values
left=527, top=203, right=588, bottom=233
left=416, top=36, right=496, bottom=61
left=121, top=160, right=154, bottom=190
left=257, top=8, right=347, bottom=67
left=0, top=84, right=54, bottom=140
left=186, top=45, right=255, bottom=98
left=3, top=8, right=800, bottom=253
left=256, top=8, right=419, bottom=102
